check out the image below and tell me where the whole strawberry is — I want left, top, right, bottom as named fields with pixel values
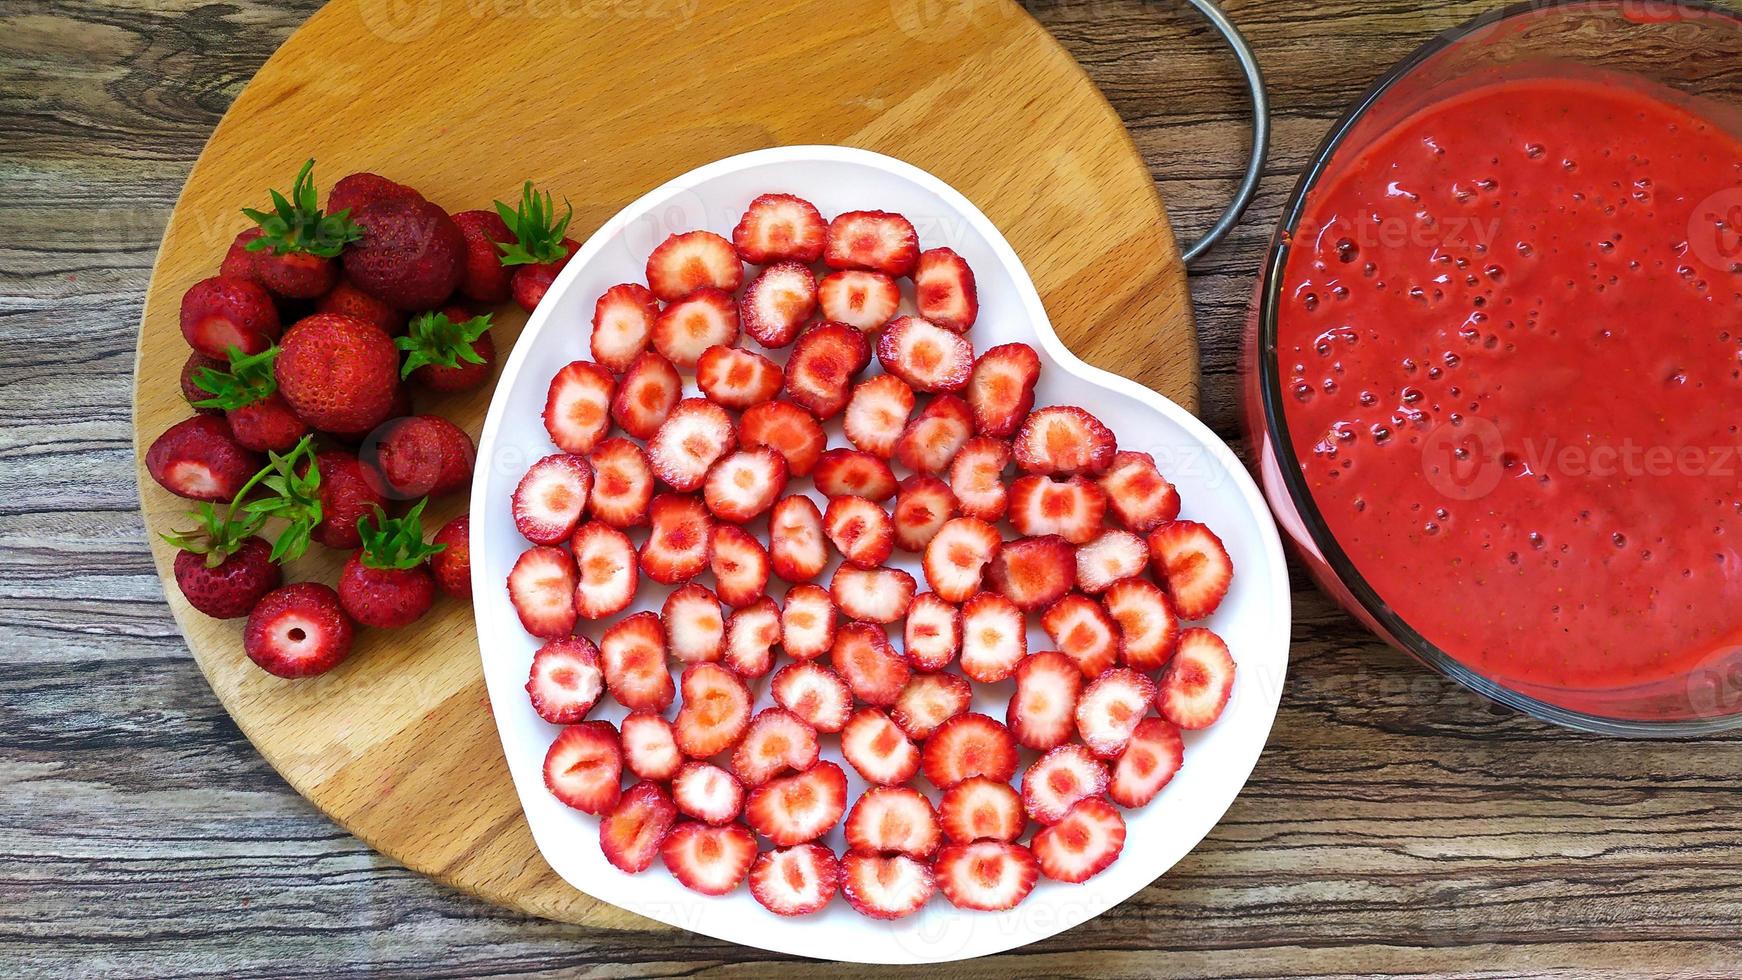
left=495, top=181, right=577, bottom=312
left=162, top=504, right=280, bottom=619
left=337, top=499, right=444, bottom=628
left=365, top=415, right=475, bottom=499
left=451, top=209, right=514, bottom=303
left=244, top=582, right=355, bottom=678
left=221, top=229, right=264, bottom=282
left=274, top=312, right=400, bottom=434
left=315, top=277, right=405, bottom=335
left=189, top=345, right=309, bottom=453
left=343, top=196, right=465, bottom=310
left=397, top=307, right=495, bottom=393
left=179, top=275, right=281, bottom=359
left=310, top=450, right=388, bottom=550
left=145, top=415, right=263, bottom=502
left=327, top=172, right=421, bottom=216
left=430, top=513, right=471, bottom=599
left=239, top=160, right=363, bottom=299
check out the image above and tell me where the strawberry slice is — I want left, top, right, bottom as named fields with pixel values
left=662, top=583, right=724, bottom=664
left=1032, top=797, right=1125, bottom=883
left=1021, top=743, right=1109, bottom=825
left=590, top=283, right=657, bottom=373
left=824, top=210, right=919, bottom=277
left=1109, top=716, right=1184, bottom=807
left=875, top=316, right=973, bottom=392
left=1075, top=529, right=1148, bottom=594
left=702, top=447, right=788, bottom=523
left=646, top=230, right=742, bottom=301
left=732, top=193, right=826, bottom=264
left=939, top=777, right=1025, bottom=844
left=947, top=435, right=1011, bottom=521
left=543, top=720, right=622, bottom=814
left=892, top=474, right=959, bottom=552
left=824, top=495, right=895, bottom=569
left=749, top=844, right=839, bottom=917
left=745, top=760, right=848, bottom=846
left=840, top=851, right=934, bottom=919
left=661, top=821, right=757, bottom=895
left=601, top=612, right=674, bottom=712
left=783, top=322, right=869, bottom=419
left=1148, top=520, right=1234, bottom=620
left=1157, top=627, right=1236, bottom=729
left=920, top=713, right=1017, bottom=788
left=543, top=360, right=615, bottom=456
left=1098, top=451, right=1181, bottom=533
left=831, top=621, right=912, bottom=704
left=846, top=786, right=940, bottom=859
left=812, top=449, right=897, bottom=501
left=779, top=583, right=837, bottom=661
left=967, top=343, right=1040, bottom=438
left=739, top=260, right=817, bottom=348
left=674, top=662, right=751, bottom=759
left=640, top=493, right=712, bottom=585
left=934, top=841, right=1038, bottom=912
left=721, top=596, right=780, bottom=677
left=526, top=636, right=603, bottom=724
left=507, top=545, right=577, bottom=639
left=985, top=535, right=1075, bottom=611
left=959, top=592, right=1026, bottom=683
left=697, top=344, right=783, bottom=410
left=710, top=524, right=771, bottom=609
left=1041, top=593, right=1121, bottom=678
left=839, top=707, right=920, bottom=786
left=609, top=350, right=682, bottom=440
left=730, top=707, right=820, bottom=786
left=600, top=781, right=677, bottom=873
left=922, top=516, right=1001, bottom=602
left=818, top=270, right=901, bottom=333
left=843, top=374, right=915, bottom=458
left=1009, top=474, right=1108, bottom=544
left=902, top=592, right=961, bottom=672
left=894, top=393, right=974, bottom=473
left=771, top=660, right=852, bottom=733
left=1075, top=668, right=1157, bottom=758
left=648, top=398, right=737, bottom=492
left=512, top=453, right=593, bottom=545
left=620, top=710, right=682, bottom=780
left=652, top=287, right=738, bottom=369
left=672, top=761, right=744, bottom=825
left=768, top=495, right=829, bottom=583
left=740, top=402, right=826, bottom=477
left=913, top=247, right=978, bottom=333
left=1006, top=650, right=1084, bottom=750
left=830, top=565, right=917, bottom=625
left=571, top=521, right=638, bottom=620
left=890, top=670, right=971, bottom=740
left=1013, top=406, right=1117, bottom=476
left=1102, top=576, right=1181, bottom=670
left=587, top=437, right=654, bottom=528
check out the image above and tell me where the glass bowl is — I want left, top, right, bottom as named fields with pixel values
left=1244, top=0, right=1742, bottom=735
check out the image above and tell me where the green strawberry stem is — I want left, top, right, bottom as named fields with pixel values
left=192, top=344, right=279, bottom=411
left=160, top=503, right=265, bottom=569
left=224, top=435, right=323, bottom=564
left=241, top=158, right=363, bottom=258
left=356, top=498, right=446, bottom=570
left=493, top=180, right=572, bottom=267
left=395, top=311, right=493, bottom=379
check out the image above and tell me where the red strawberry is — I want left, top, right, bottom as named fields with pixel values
left=526, top=636, right=604, bottom=724
left=920, top=713, right=1017, bottom=788
left=770, top=660, right=851, bottom=732
left=985, top=535, right=1075, bottom=611
left=824, top=210, right=919, bottom=277
left=652, top=287, right=738, bottom=368
left=783, top=322, right=870, bottom=419
left=731, top=707, right=820, bottom=786
left=610, top=351, right=682, bottom=440
left=739, top=261, right=817, bottom=348
left=824, top=495, right=894, bottom=569
left=702, top=448, right=788, bottom=523
left=429, top=514, right=471, bottom=599
left=901, top=592, right=960, bottom=672
left=315, top=277, right=405, bottom=334
left=1075, top=529, right=1148, bottom=594
left=745, top=761, right=848, bottom=846
left=647, top=230, right=743, bottom=300
left=308, top=451, right=388, bottom=550
left=732, top=193, right=826, bottom=264
left=1032, top=797, right=1125, bottom=883
left=571, top=521, right=638, bottom=620
left=1148, top=521, right=1234, bottom=620
left=891, top=474, right=958, bottom=552
left=1075, top=668, right=1157, bottom=758
left=180, top=352, right=224, bottom=415
left=512, top=453, right=593, bottom=544
left=600, top=781, right=677, bottom=874
left=959, top=592, right=1025, bottom=683
left=939, top=777, right=1025, bottom=845
left=1009, top=475, right=1107, bottom=545
left=222, top=392, right=310, bottom=454
left=1041, top=593, right=1121, bottom=678
left=343, top=196, right=464, bottom=310
left=840, top=851, right=934, bottom=920
left=179, top=275, right=281, bottom=358
left=846, top=786, right=940, bottom=859
left=495, top=182, right=579, bottom=312
left=740, top=401, right=826, bottom=477
left=542, top=720, right=622, bottom=815
left=1102, top=576, right=1180, bottom=670
left=274, top=313, right=399, bottom=433
left=830, top=622, right=911, bottom=704
left=921, top=517, right=1000, bottom=602
left=220, top=229, right=264, bottom=284
left=894, top=393, right=974, bottom=473
left=674, top=663, right=751, bottom=758
left=890, top=670, right=971, bottom=741
left=966, top=343, right=1040, bottom=438
left=169, top=527, right=280, bottom=620
left=590, top=283, right=658, bottom=373
left=843, top=374, right=914, bottom=458
left=1006, top=650, right=1084, bottom=750
left=661, top=821, right=756, bottom=895
left=145, top=416, right=263, bottom=502
left=839, top=707, right=919, bottom=786
left=602, top=613, right=675, bottom=713
left=366, top=415, right=475, bottom=500
left=507, top=545, right=577, bottom=639
left=256, top=249, right=339, bottom=301
left=663, top=583, right=725, bottom=663
left=542, top=360, right=616, bottom=456
left=934, top=841, right=1038, bottom=912
left=876, top=316, right=973, bottom=393
left=336, top=501, right=441, bottom=629
left=399, top=307, right=495, bottom=393
left=947, top=435, right=1011, bottom=521
left=648, top=398, right=737, bottom=492
left=817, top=270, right=901, bottom=333
left=243, top=584, right=355, bottom=678
left=696, top=345, right=783, bottom=410
left=710, top=523, right=771, bottom=609
left=811, top=449, right=897, bottom=502
left=1098, top=451, right=1181, bottom=532
left=621, top=712, right=683, bottom=781
left=722, top=597, right=781, bottom=677
left=1021, top=744, right=1109, bottom=825
left=779, top=584, right=837, bottom=662
left=1013, top=406, right=1117, bottom=476
left=1157, top=627, right=1236, bottom=729
left=830, top=565, right=916, bottom=625
left=451, top=208, right=515, bottom=303
left=769, top=495, right=828, bottom=582
left=1109, top=716, right=1184, bottom=807
left=587, top=438, right=655, bottom=528
left=327, top=171, right=420, bottom=215
left=509, top=241, right=578, bottom=312
left=749, top=844, right=839, bottom=916
left=913, top=247, right=978, bottom=332
left=673, top=761, right=744, bottom=825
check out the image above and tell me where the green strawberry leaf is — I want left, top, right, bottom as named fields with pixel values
left=493, top=180, right=573, bottom=267
left=230, top=435, right=324, bottom=563
left=192, top=344, right=279, bottom=411
left=242, top=159, right=363, bottom=259
left=395, top=310, right=493, bottom=379
left=357, top=498, right=447, bottom=570
left=160, top=503, right=265, bottom=569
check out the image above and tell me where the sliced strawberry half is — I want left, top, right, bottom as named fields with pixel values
left=839, top=707, right=920, bottom=786
left=770, top=660, right=852, bottom=733
left=1098, top=451, right=1181, bottom=533
left=1032, top=797, right=1125, bottom=883
left=732, top=193, right=826, bottom=264
left=1109, top=716, right=1184, bottom=808
left=507, top=545, right=577, bottom=639
left=609, top=350, right=682, bottom=440
left=913, top=247, right=978, bottom=333
left=1075, top=667, right=1157, bottom=758
left=745, top=760, right=848, bottom=846
left=600, top=781, right=677, bottom=874
left=620, top=710, right=682, bottom=780
left=1102, top=576, right=1181, bottom=670
left=824, top=210, right=919, bottom=277
left=672, top=760, right=744, bottom=825
left=1021, top=743, right=1109, bottom=825
left=648, top=398, right=737, bottom=492
left=894, top=393, right=974, bottom=473
left=935, top=841, right=1037, bottom=912
left=1157, top=627, right=1236, bottom=729
left=652, top=287, right=738, bottom=368
left=920, top=713, right=1017, bottom=789
left=673, top=662, right=751, bottom=758
left=843, top=374, right=915, bottom=458
left=830, top=621, right=911, bottom=704
left=939, top=777, right=1025, bottom=845
left=902, top=592, right=961, bottom=672
left=890, top=670, right=971, bottom=741
left=512, top=453, right=593, bottom=545
left=824, top=495, right=894, bottom=569
left=697, top=344, right=783, bottom=411
left=1075, top=529, right=1149, bottom=594
left=1013, top=406, right=1117, bottom=476
left=710, top=524, right=771, bottom=609
left=768, top=495, right=828, bottom=583
left=840, top=851, right=934, bottom=920
left=1008, top=474, right=1108, bottom=544
left=958, top=592, right=1026, bottom=683
left=526, top=636, right=603, bottom=724
left=1041, top=592, right=1121, bottom=678
left=646, top=230, right=742, bottom=301
left=721, top=596, right=780, bottom=677
left=875, top=315, right=973, bottom=393
left=947, top=435, right=1011, bottom=522
left=590, top=283, right=657, bottom=373
left=892, top=474, right=959, bottom=552
left=812, top=448, right=897, bottom=502
left=846, top=786, right=940, bottom=859
left=662, top=583, right=724, bottom=664
left=543, top=720, right=622, bottom=815
left=783, top=322, right=870, bottom=419
left=640, top=493, right=712, bottom=585
left=571, top=521, right=638, bottom=620
left=749, top=844, right=839, bottom=917
left=543, top=360, right=615, bottom=456
left=739, top=260, right=817, bottom=348
left=967, top=343, right=1040, bottom=438
left=778, top=583, right=836, bottom=661
left=1148, top=520, right=1234, bottom=620
left=740, top=401, right=825, bottom=477
left=588, top=437, right=654, bottom=528
left=731, top=707, right=820, bottom=786
left=702, top=447, right=788, bottom=523
left=818, top=269, right=901, bottom=333
left=985, top=535, right=1075, bottom=611
left=830, top=565, right=916, bottom=625
left=1006, top=650, right=1083, bottom=750
left=922, top=517, right=1001, bottom=602
left=661, top=821, right=757, bottom=895
left=601, top=612, right=674, bottom=712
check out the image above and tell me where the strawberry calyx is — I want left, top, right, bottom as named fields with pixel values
left=356, top=497, right=447, bottom=570
left=493, top=180, right=573, bottom=267
left=160, top=502, right=265, bottom=569
left=242, top=158, right=363, bottom=258
left=192, top=344, right=279, bottom=411
left=231, top=435, right=324, bottom=563
left=395, top=310, right=493, bottom=379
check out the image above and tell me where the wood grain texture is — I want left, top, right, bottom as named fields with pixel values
left=7, top=0, right=1742, bottom=977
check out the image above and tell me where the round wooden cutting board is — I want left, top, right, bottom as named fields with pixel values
left=133, top=0, right=1195, bottom=930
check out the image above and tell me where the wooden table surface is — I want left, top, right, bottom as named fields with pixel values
left=6, top=0, right=1740, bottom=976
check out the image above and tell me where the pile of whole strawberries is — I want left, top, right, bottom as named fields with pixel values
left=147, top=161, right=578, bottom=678
left=502, top=193, right=1239, bottom=918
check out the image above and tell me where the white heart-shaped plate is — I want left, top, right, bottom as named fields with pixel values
left=470, top=146, right=1290, bottom=963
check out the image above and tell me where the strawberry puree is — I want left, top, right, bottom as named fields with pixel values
left=1278, top=77, right=1742, bottom=691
